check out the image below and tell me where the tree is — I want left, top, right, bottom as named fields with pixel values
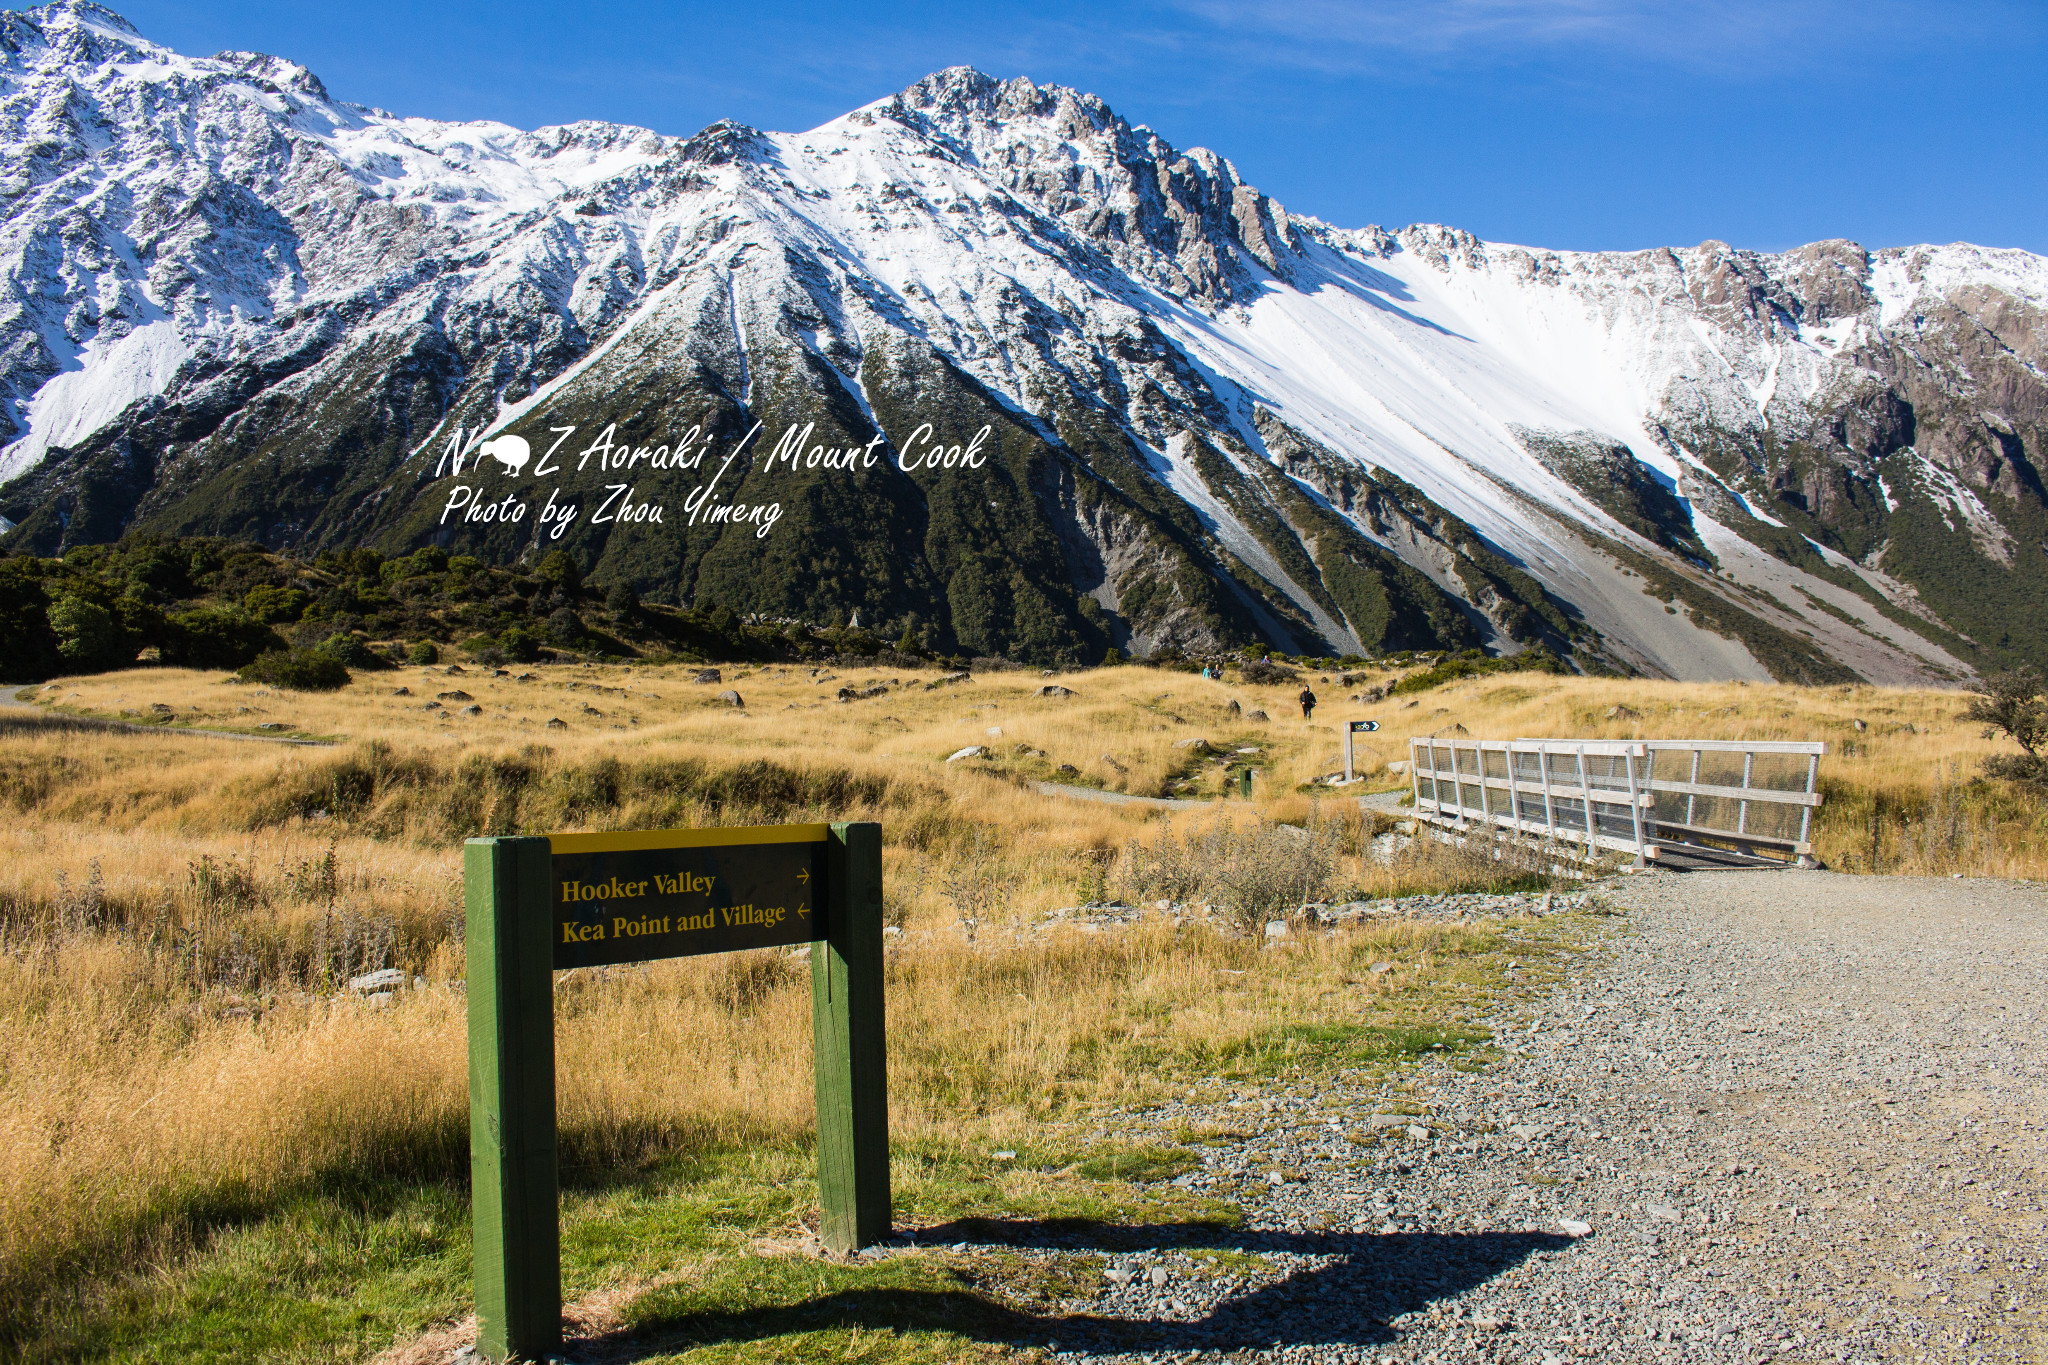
left=544, top=607, right=584, bottom=646
left=162, top=607, right=287, bottom=669
left=536, top=550, right=582, bottom=595
left=243, top=584, right=309, bottom=623
left=48, top=596, right=136, bottom=671
left=1962, top=669, right=2048, bottom=786
left=605, top=583, right=640, bottom=620
left=499, top=626, right=542, bottom=662
left=0, top=560, right=61, bottom=679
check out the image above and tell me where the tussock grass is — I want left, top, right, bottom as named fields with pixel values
left=0, top=660, right=2036, bottom=1352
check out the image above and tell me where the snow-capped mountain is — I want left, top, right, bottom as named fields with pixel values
left=5, top=0, right=2046, bottom=680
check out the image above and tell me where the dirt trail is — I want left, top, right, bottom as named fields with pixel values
left=1, top=685, right=330, bottom=745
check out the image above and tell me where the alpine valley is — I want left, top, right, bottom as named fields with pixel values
left=5, top=1, right=2047, bottom=681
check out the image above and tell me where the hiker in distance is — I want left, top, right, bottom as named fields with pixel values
left=1299, top=686, right=1317, bottom=719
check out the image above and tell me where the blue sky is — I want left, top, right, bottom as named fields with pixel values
left=25, top=0, right=2047, bottom=253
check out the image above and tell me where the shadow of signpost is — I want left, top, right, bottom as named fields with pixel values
left=583, top=1217, right=1577, bottom=1360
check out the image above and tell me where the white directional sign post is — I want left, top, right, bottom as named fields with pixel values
left=1343, top=718, right=1380, bottom=783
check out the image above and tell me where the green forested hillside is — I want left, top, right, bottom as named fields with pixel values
left=0, top=536, right=860, bottom=683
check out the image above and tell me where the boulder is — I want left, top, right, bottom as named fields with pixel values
left=1247, top=709, right=1269, bottom=722
left=1606, top=704, right=1642, bottom=721
left=693, top=668, right=723, bottom=684
left=546, top=717, right=568, bottom=730
left=716, top=690, right=745, bottom=707
left=460, top=705, right=483, bottom=716
left=1173, top=737, right=1212, bottom=753
left=946, top=745, right=989, bottom=762
left=437, top=690, right=473, bottom=701
left=348, top=968, right=407, bottom=993
left=1038, top=684, right=1076, bottom=698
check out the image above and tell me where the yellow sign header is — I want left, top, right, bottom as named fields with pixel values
left=547, top=823, right=830, bottom=855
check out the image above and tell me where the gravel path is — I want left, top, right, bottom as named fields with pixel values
left=1030, top=782, right=1214, bottom=810
left=926, top=870, right=2047, bottom=1364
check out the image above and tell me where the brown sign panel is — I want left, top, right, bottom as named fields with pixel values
left=549, top=824, right=829, bottom=968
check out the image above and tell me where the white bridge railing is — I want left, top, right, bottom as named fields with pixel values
left=1405, top=737, right=1825, bottom=868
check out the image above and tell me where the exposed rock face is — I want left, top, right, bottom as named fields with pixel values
left=1, top=4, right=2043, bottom=679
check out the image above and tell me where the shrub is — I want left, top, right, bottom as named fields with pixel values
left=0, top=563, right=61, bottom=679
left=163, top=607, right=286, bottom=669
left=1390, top=647, right=1563, bottom=696
left=1115, top=816, right=1340, bottom=935
left=1240, top=659, right=1300, bottom=686
left=317, top=633, right=390, bottom=670
left=499, top=627, right=542, bottom=663
left=238, top=648, right=351, bottom=691
left=242, top=585, right=309, bottom=623
left=1964, top=669, right=2048, bottom=788
left=47, top=596, right=137, bottom=672
left=378, top=547, right=448, bottom=583
left=544, top=607, right=585, bottom=646
left=407, top=640, right=440, bottom=665
left=536, top=549, right=582, bottom=594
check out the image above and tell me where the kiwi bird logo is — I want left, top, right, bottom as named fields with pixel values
left=478, top=434, right=530, bottom=476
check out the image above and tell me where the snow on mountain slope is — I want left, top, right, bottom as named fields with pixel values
left=2, top=3, right=2043, bottom=680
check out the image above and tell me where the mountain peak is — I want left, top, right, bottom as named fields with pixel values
left=27, top=0, right=141, bottom=36
left=870, top=66, right=1304, bottom=303
left=213, top=49, right=332, bottom=102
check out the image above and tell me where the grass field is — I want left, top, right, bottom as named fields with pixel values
left=0, top=658, right=2034, bottom=1359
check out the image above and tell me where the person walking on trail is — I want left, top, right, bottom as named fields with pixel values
left=1298, top=686, right=1317, bottom=719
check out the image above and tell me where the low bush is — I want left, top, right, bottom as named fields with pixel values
left=162, top=607, right=285, bottom=669
left=237, top=648, right=351, bottom=692
left=1239, top=659, right=1300, bottom=686
left=1390, top=647, right=1564, bottom=695
left=1116, top=814, right=1342, bottom=934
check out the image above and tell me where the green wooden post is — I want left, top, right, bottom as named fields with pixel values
left=1240, top=768, right=1253, bottom=800
left=813, top=821, right=890, bottom=1251
left=465, top=836, right=561, bottom=1361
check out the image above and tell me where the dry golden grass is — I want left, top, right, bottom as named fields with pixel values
left=0, top=658, right=2038, bottom=1338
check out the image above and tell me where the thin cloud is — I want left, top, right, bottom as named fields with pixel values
left=1155, top=0, right=2032, bottom=76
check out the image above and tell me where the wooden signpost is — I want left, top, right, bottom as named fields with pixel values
left=1342, top=718, right=1379, bottom=783
left=464, top=821, right=889, bottom=1361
